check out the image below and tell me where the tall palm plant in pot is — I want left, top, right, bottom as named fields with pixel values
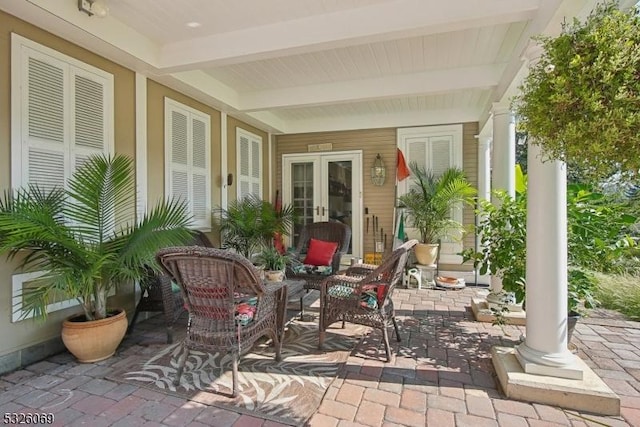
left=0, top=154, right=192, bottom=362
left=397, top=163, right=476, bottom=265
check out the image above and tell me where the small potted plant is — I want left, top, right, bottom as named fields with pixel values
left=255, top=246, right=289, bottom=282
left=214, top=195, right=295, bottom=259
left=397, top=163, right=476, bottom=265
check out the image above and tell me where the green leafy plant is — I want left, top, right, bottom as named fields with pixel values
left=255, top=245, right=290, bottom=271
left=214, top=195, right=295, bottom=259
left=397, top=163, right=476, bottom=243
left=514, top=1, right=640, bottom=179
left=0, top=154, right=193, bottom=321
left=462, top=190, right=527, bottom=304
left=463, top=175, right=636, bottom=314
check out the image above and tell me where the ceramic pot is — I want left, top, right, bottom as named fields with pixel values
left=61, top=308, right=127, bottom=363
left=414, top=243, right=439, bottom=265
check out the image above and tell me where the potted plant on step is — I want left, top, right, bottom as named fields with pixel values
left=0, top=154, right=192, bottom=363
left=255, top=245, right=290, bottom=282
left=397, top=163, right=475, bottom=265
left=214, top=195, right=295, bottom=260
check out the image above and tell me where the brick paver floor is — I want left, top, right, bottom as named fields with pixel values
left=1, top=286, right=638, bottom=426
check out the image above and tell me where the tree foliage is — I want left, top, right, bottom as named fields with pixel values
left=514, top=1, right=640, bottom=179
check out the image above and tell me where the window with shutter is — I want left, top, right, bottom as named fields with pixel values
left=397, top=125, right=464, bottom=261
left=164, top=98, right=211, bottom=230
left=11, top=33, right=113, bottom=192
left=10, top=34, right=114, bottom=320
left=236, top=128, right=262, bottom=200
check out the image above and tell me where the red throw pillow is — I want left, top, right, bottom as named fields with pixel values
left=303, top=238, right=339, bottom=266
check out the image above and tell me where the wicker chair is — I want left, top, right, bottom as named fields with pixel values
left=318, top=239, right=419, bottom=361
left=127, top=230, right=214, bottom=343
left=286, top=221, right=351, bottom=291
left=156, top=246, right=287, bottom=397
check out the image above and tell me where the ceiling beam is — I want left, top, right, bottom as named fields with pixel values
left=238, top=64, right=504, bottom=112
left=158, top=0, right=539, bottom=71
left=280, top=108, right=481, bottom=135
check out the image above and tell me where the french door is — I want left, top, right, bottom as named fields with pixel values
left=282, top=151, right=362, bottom=259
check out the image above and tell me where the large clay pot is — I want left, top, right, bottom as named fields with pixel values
left=61, top=308, right=128, bottom=363
left=414, top=243, right=439, bottom=265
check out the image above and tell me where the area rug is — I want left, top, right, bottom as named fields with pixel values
left=109, top=321, right=367, bottom=426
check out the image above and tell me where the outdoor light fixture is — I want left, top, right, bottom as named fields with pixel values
left=371, top=153, right=386, bottom=186
left=78, top=0, right=109, bottom=17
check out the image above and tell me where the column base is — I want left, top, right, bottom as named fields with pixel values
left=492, top=346, right=620, bottom=416
left=470, top=296, right=526, bottom=326
left=515, top=342, right=582, bottom=380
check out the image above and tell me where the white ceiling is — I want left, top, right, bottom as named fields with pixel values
left=0, top=0, right=616, bottom=135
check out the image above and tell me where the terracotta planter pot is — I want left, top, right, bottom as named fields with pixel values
left=61, top=308, right=128, bottom=363
left=414, top=243, right=439, bottom=265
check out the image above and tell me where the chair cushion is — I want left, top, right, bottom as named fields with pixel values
left=303, top=238, right=339, bottom=266
left=291, top=263, right=333, bottom=276
left=235, top=296, right=258, bottom=326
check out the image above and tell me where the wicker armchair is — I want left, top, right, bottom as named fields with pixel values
left=318, top=239, right=419, bottom=361
left=286, top=221, right=351, bottom=291
left=156, top=246, right=287, bottom=397
left=127, top=230, right=214, bottom=343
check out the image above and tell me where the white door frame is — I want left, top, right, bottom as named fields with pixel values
left=282, top=150, right=363, bottom=259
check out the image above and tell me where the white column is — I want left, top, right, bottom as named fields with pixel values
left=491, top=104, right=516, bottom=200
left=477, top=135, right=491, bottom=205
left=489, top=106, right=516, bottom=293
left=135, top=73, right=147, bottom=223
left=476, top=135, right=492, bottom=285
left=220, top=112, right=228, bottom=210
left=515, top=42, right=582, bottom=380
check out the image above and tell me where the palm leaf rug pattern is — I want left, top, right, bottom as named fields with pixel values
left=114, top=321, right=367, bottom=426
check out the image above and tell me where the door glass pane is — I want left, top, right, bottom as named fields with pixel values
left=291, top=162, right=314, bottom=246
left=327, top=160, right=353, bottom=253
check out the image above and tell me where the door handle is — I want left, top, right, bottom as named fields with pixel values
left=316, top=206, right=320, bottom=215
left=322, top=206, right=326, bottom=216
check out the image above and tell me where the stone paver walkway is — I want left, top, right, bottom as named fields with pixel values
left=0, top=287, right=638, bottom=426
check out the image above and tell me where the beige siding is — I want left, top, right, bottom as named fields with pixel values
left=276, top=123, right=479, bottom=257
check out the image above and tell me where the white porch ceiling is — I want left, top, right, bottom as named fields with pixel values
left=0, top=0, right=607, bottom=134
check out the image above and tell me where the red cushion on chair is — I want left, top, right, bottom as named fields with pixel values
left=303, top=238, right=339, bottom=266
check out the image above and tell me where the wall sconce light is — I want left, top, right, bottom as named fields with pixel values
left=371, top=153, right=386, bottom=186
left=78, top=0, right=109, bottom=17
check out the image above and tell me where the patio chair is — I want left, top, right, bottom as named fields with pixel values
left=318, top=239, right=419, bottom=362
left=127, top=230, right=214, bottom=343
left=156, top=246, right=287, bottom=397
left=286, top=221, right=351, bottom=291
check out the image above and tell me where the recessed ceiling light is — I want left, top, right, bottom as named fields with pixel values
left=186, top=22, right=201, bottom=28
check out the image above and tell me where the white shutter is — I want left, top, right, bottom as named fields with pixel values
left=191, top=115, right=210, bottom=229
left=430, top=136, right=452, bottom=177
left=164, top=99, right=211, bottom=230
left=236, top=128, right=262, bottom=200
left=23, top=52, right=68, bottom=193
left=71, top=69, right=110, bottom=172
left=167, top=107, right=190, bottom=206
left=13, top=35, right=114, bottom=194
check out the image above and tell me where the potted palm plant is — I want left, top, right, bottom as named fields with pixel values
left=0, top=154, right=192, bottom=362
left=214, top=194, right=295, bottom=260
left=397, top=163, right=476, bottom=265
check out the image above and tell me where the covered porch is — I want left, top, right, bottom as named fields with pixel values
left=1, top=287, right=638, bottom=426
